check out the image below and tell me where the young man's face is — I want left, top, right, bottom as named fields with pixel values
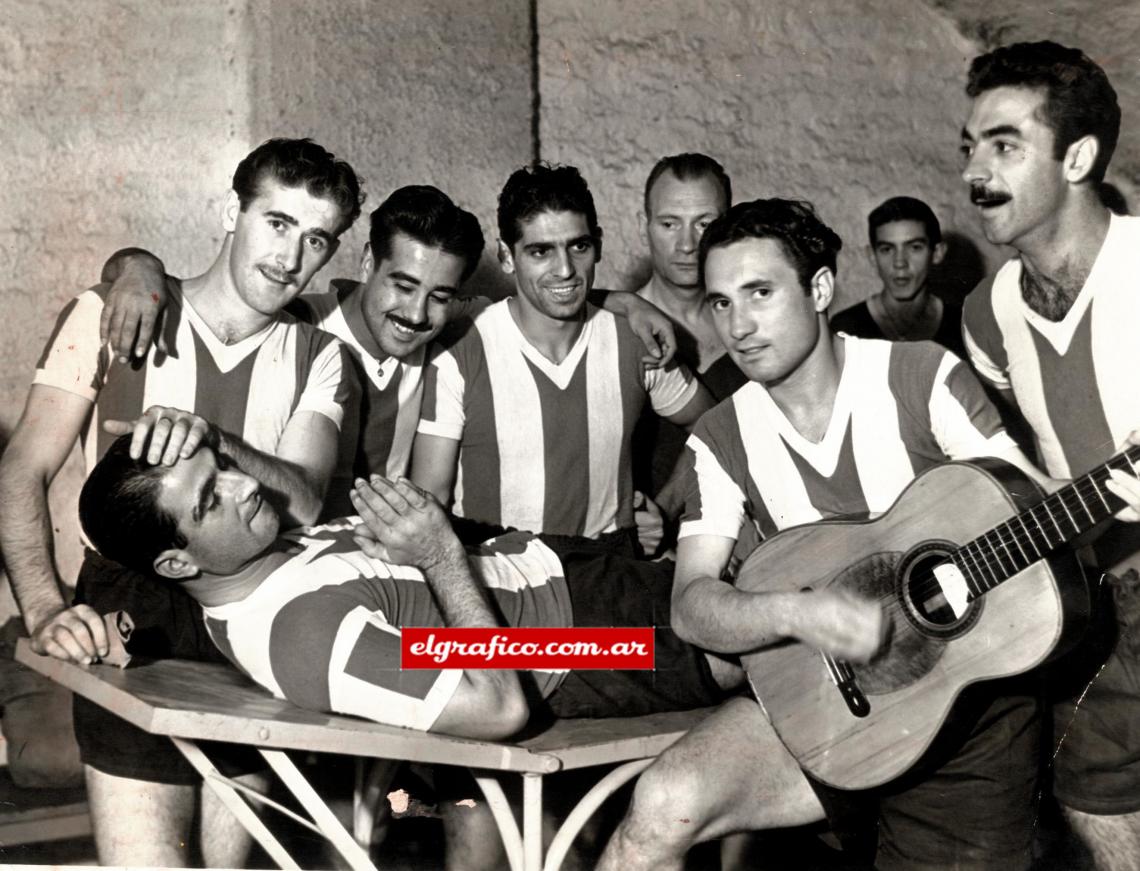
left=500, top=210, right=598, bottom=322
left=869, top=219, right=945, bottom=302
left=224, top=176, right=344, bottom=316
left=360, top=232, right=466, bottom=360
left=705, top=237, right=829, bottom=385
left=960, top=85, right=1068, bottom=250
left=644, top=171, right=727, bottom=290
left=154, top=448, right=280, bottom=576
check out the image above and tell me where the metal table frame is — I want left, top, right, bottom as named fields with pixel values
left=17, top=642, right=710, bottom=871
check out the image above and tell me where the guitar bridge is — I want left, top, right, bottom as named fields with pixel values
left=821, top=652, right=870, bottom=718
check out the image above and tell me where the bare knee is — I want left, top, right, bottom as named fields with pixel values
left=623, top=754, right=711, bottom=850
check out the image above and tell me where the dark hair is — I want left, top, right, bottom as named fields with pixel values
left=369, top=186, right=485, bottom=283
left=497, top=163, right=601, bottom=248
left=232, top=138, right=364, bottom=234
left=967, top=41, right=1120, bottom=183
left=699, top=199, right=843, bottom=291
left=867, top=196, right=942, bottom=247
left=644, top=153, right=732, bottom=216
left=79, top=436, right=186, bottom=576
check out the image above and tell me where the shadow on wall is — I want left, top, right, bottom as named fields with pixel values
left=464, top=254, right=519, bottom=302
left=937, top=231, right=987, bottom=305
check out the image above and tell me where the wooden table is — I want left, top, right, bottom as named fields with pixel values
left=17, top=640, right=709, bottom=871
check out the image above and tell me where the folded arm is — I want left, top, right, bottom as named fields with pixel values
left=350, top=476, right=528, bottom=739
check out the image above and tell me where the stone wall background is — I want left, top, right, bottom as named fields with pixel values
left=0, top=0, right=1137, bottom=609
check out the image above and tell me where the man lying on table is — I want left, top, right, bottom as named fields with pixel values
left=78, top=426, right=738, bottom=738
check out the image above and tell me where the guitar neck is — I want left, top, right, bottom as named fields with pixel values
left=953, top=446, right=1140, bottom=599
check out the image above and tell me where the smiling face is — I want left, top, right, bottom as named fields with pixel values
left=500, top=210, right=598, bottom=322
left=359, top=232, right=466, bottom=360
left=153, top=448, right=280, bottom=577
left=704, top=237, right=831, bottom=386
left=223, top=177, right=344, bottom=316
left=644, top=171, right=727, bottom=290
left=960, top=85, right=1069, bottom=250
left=870, top=219, right=945, bottom=302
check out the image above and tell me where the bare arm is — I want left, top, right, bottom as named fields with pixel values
left=104, top=404, right=339, bottom=526
left=671, top=533, right=884, bottom=661
left=0, top=386, right=108, bottom=662
left=591, top=289, right=677, bottom=368
left=349, top=476, right=528, bottom=739
left=409, top=432, right=461, bottom=507
left=99, top=248, right=175, bottom=361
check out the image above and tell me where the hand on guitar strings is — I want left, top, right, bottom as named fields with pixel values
left=1106, top=430, right=1140, bottom=523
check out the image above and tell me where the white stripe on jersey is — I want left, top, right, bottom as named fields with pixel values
left=847, top=340, right=915, bottom=515
left=476, top=305, right=547, bottom=533
left=928, top=351, right=1015, bottom=462
left=734, top=384, right=822, bottom=527
left=1087, top=227, right=1140, bottom=451
left=681, top=435, right=749, bottom=539
left=585, top=314, right=623, bottom=535
left=326, top=606, right=462, bottom=731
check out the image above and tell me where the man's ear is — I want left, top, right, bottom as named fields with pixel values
left=222, top=189, right=241, bottom=233
left=594, top=227, right=604, bottom=263
left=360, top=242, right=376, bottom=283
left=810, top=267, right=836, bottom=313
left=497, top=239, right=515, bottom=275
left=638, top=211, right=649, bottom=247
left=154, top=549, right=200, bottom=581
left=932, top=240, right=948, bottom=266
left=1064, top=134, right=1100, bottom=185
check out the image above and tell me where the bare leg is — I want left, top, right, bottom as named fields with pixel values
left=199, top=770, right=267, bottom=867
left=86, top=765, right=194, bottom=867
left=1063, top=806, right=1140, bottom=871
left=599, top=696, right=825, bottom=871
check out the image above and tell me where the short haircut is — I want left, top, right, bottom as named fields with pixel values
left=867, top=196, right=942, bottom=247
left=497, top=163, right=601, bottom=248
left=966, top=41, right=1120, bottom=183
left=79, top=436, right=186, bottom=577
left=643, top=153, right=732, bottom=216
left=231, top=138, right=364, bottom=234
left=369, top=186, right=485, bottom=283
left=699, top=198, right=843, bottom=291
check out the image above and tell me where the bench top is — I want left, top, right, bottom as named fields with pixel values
left=16, top=641, right=711, bottom=775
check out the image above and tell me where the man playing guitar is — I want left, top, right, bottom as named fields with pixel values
left=597, top=198, right=1135, bottom=870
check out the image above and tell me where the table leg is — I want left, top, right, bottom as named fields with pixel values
left=169, top=737, right=299, bottom=870
left=260, top=749, right=377, bottom=871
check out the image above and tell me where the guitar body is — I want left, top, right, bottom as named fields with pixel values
left=737, top=460, right=1092, bottom=791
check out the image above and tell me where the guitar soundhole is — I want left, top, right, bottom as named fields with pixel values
left=900, top=543, right=980, bottom=638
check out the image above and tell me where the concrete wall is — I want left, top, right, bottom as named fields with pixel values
left=246, top=0, right=534, bottom=296
left=0, top=0, right=251, bottom=591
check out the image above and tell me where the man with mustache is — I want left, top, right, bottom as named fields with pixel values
left=0, top=138, right=361, bottom=866
left=960, top=41, right=1140, bottom=868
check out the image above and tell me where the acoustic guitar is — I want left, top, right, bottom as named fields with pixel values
left=734, top=452, right=1137, bottom=790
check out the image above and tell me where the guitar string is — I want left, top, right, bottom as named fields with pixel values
left=892, top=461, right=1131, bottom=605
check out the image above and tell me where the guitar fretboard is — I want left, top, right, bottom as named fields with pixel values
left=950, top=445, right=1140, bottom=599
